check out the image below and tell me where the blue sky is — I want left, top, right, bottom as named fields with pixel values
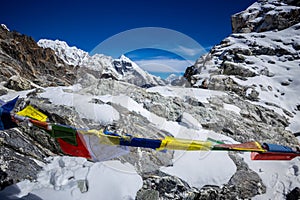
left=1, top=0, right=256, bottom=76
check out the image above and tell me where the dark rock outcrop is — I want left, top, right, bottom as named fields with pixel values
left=0, top=25, right=77, bottom=89
left=286, top=187, right=300, bottom=200
left=0, top=125, right=60, bottom=190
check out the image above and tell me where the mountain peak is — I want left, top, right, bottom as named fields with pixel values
left=38, top=39, right=166, bottom=87
left=0, top=24, right=9, bottom=31
left=38, top=39, right=89, bottom=66
left=119, top=54, right=130, bottom=61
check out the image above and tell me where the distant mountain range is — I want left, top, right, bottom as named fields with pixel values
left=38, top=39, right=167, bottom=87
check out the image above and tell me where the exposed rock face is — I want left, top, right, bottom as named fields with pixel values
left=231, top=0, right=300, bottom=33
left=137, top=153, right=266, bottom=200
left=0, top=116, right=61, bottom=190
left=0, top=77, right=298, bottom=198
left=0, top=26, right=77, bottom=89
left=1, top=67, right=296, bottom=198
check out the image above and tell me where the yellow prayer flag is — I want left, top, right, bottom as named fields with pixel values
left=80, top=129, right=121, bottom=146
left=157, top=136, right=213, bottom=151
left=17, top=105, right=48, bottom=122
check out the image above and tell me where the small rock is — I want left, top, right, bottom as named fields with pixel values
left=281, top=81, right=290, bottom=86
left=136, top=189, right=159, bottom=200
left=286, top=187, right=300, bottom=200
left=5, top=75, right=33, bottom=91
left=297, top=104, right=300, bottom=111
left=268, top=60, right=276, bottom=64
left=77, top=179, right=88, bottom=193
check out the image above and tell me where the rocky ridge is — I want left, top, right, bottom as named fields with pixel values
left=0, top=25, right=77, bottom=92
left=37, top=39, right=166, bottom=87
left=184, top=0, right=300, bottom=133
left=231, top=0, right=300, bottom=33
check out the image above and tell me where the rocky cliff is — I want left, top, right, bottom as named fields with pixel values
left=0, top=25, right=77, bottom=92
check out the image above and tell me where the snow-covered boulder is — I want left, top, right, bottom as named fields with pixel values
left=231, top=0, right=300, bottom=33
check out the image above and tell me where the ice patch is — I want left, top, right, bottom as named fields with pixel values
left=223, top=103, right=241, bottom=115
left=243, top=153, right=300, bottom=200
left=0, top=157, right=142, bottom=200
left=161, top=132, right=237, bottom=188
left=147, top=86, right=226, bottom=104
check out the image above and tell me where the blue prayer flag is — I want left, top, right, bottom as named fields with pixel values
left=1, top=96, right=19, bottom=112
left=0, top=97, right=19, bottom=130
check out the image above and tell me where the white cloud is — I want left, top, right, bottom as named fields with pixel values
left=173, top=45, right=205, bottom=57
left=135, top=59, right=194, bottom=73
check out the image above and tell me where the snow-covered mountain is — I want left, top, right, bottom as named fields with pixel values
left=165, top=73, right=186, bottom=86
left=114, top=55, right=166, bottom=87
left=185, top=0, right=300, bottom=134
left=0, top=0, right=300, bottom=199
left=38, top=39, right=166, bottom=87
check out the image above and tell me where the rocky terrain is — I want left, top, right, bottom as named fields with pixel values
left=184, top=0, right=300, bottom=134
left=231, top=0, right=300, bottom=33
left=0, top=0, right=300, bottom=199
left=0, top=24, right=77, bottom=92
